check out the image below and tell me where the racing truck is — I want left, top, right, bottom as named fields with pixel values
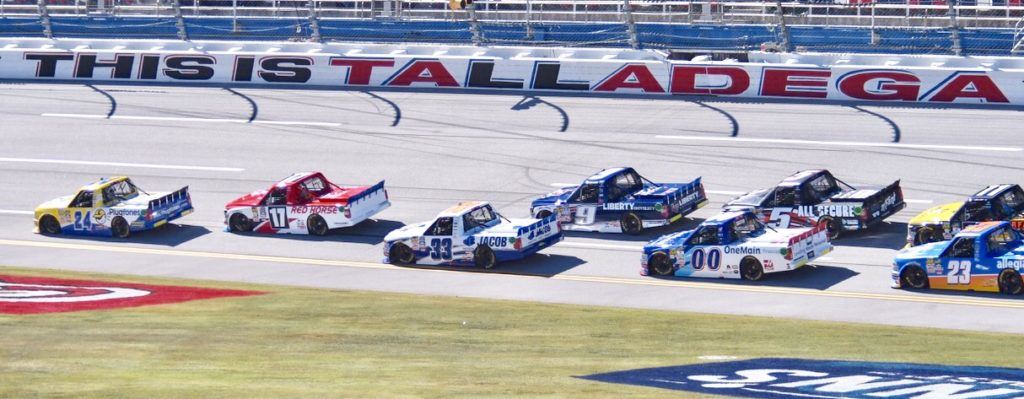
left=383, top=201, right=562, bottom=269
left=529, top=167, right=707, bottom=234
left=893, top=221, right=1024, bottom=295
left=641, top=210, right=832, bottom=281
left=34, top=177, right=193, bottom=238
left=907, top=184, right=1024, bottom=246
left=724, top=169, right=905, bottom=239
left=224, top=172, right=390, bottom=236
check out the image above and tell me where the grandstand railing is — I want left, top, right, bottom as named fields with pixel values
left=2, top=0, right=1023, bottom=28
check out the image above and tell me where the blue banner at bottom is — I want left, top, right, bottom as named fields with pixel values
left=579, top=358, right=1024, bottom=398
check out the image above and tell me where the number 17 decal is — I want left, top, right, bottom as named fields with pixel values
left=267, top=206, right=289, bottom=229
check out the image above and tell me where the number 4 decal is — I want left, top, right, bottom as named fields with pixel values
left=947, top=260, right=972, bottom=285
left=267, top=206, right=289, bottom=229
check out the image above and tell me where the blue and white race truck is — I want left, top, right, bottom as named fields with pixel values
left=383, top=201, right=563, bottom=269
left=529, top=167, right=707, bottom=234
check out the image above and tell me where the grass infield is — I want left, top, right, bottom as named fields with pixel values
left=1, top=266, right=1021, bottom=398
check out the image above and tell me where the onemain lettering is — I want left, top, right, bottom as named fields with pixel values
left=723, top=246, right=762, bottom=255
left=14, top=53, right=1014, bottom=104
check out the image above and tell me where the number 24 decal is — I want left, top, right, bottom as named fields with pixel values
left=73, top=211, right=93, bottom=230
left=691, top=248, right=722, bottom=270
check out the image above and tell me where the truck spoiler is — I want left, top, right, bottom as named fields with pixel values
left=347, top=180, right=387, bottom=205
left=147, top=186, right=192, bottom=222
left=633, top=177, right=704, bottom=201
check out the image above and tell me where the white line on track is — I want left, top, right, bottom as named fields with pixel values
left=0, top=209, right=33, bottom=215
left=0, top=157, right=244, bottom=172
left=655, top=135, right=1023, bottom=152
left=41, top=113, right=341, bottom=127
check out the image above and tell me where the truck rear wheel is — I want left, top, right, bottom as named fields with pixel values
left=111, top=217, right=130, bottom=239
left=740, top=257, right=764, bottom=281
left=307, top=215, right=329, bottom=236
left=998, top=269, right=1023, bottom=295
left=621, top=212, right=643, bottom=235
left=900, top=265, right=929, bottom=289
left=648, top=252, right=674, bottom=276
left=474, top=246, right=497, bottom=269
left=818, top=217, right=841, bottom=240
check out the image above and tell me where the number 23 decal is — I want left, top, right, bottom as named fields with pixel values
left=947, top=260, right=972, bottom=284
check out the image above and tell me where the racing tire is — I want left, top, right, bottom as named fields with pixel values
left=818, top=217, right=842, bottom=240
left=900, top=265, right=930, bottom=290
left=621, top=212, right=643, bottom=235
left=307, top=215, right=329, bottom=236
left=998, top=269, right=1024, bottom=296
left=228, top=213, right=254, bottom=232
left=536, top=210, right=553, bottom=219
left=39, top=215, right=61, bottom=235
left=388, top=243, right=416, bottom=265
left=474, top=246, right=497, bottom=269
left=740, top=257, right=764, bottom=281
left=111, top=217, right=131, bottom=239
left=648, top=252, right=674, bottom=277
left=914, top=227, right=943, bottom=246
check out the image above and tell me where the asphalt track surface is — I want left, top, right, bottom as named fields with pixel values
left=2, top=82, right=1024, bottom=333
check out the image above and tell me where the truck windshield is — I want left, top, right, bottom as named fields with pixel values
left=734, top=213, right=766, bottom=238
left=987, top=226, right=1021, bottom=256
left=103, top=180, right=139, bottom=205
left=463, top=206, right=498, bottom=230
left=732, top=189, right=770, bottom=206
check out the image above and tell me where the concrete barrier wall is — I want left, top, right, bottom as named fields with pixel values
left=2, top=39, right=1023, bottom=105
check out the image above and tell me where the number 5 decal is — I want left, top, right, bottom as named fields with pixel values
left=947, top=260, right=972, bottom=284
left=768, top=208, right=792, bottom=228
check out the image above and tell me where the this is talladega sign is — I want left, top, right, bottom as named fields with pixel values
left=579, top=358, right=1024, bottom=398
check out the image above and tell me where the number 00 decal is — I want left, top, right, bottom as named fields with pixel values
left=691, top=248, right=722, bottom=270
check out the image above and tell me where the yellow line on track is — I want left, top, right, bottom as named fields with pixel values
left=2, top=238, right=1023, bottom=309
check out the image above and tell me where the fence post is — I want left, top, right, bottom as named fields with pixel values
left=622, top=0, right=639, bottom=49
left=307, top=0, right=322, bottom=42
left=947, top=0, right=962, bottom=55
left=525, top=0, right=534, bottom=40
left=466, top=3, right=485, bottom=45
left=774, top=0, right=791, bottom=51
left=172, top=0, right=188, bottom=41
left=37, top=0, right=52, bottom=39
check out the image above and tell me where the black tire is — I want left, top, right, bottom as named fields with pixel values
left=388, top=243, right=416, bottom=265
left=229, top=213, right=254, bottom=232
left=740, top=257, right=764, bottom=281
left=536, top=210, right=553, bottom=219
left=39, top=215, right=61, bottom=235
left=818, top=217, right=841, bottom=240
left=914, top=227, right=943, bottom=246
left=900, top=265, right=930, bottom=289
left=307, top=215, right=329, bottom=236
left=474, top=246, right=497, bottom=269
left=648, top=252, right=674, bottom=276
left=998, top=269, right=1024, bottom=295
left=621, top=212, right=643, bottom=235
left=111, top=217, right=130, bottom=239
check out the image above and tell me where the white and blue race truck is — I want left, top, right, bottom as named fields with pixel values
left=530, top=167, right=708, bottom=234
left=383, top=201, right=563, bottom=269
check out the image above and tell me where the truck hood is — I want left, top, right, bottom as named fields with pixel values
left=896, top=241, right=947, bottom=260
left=724, top=189, right=770, bottom=208
left=226, top=190, right=268, bottom=209
left=384, top=222, right=430, bottom=242
left=36, top=195, right=73, bottom=211
left=644, top=230, right=694, bottom=253
left=531, top=187, right=575, bottom=208
left=908, top=202, right=965, bottom=226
